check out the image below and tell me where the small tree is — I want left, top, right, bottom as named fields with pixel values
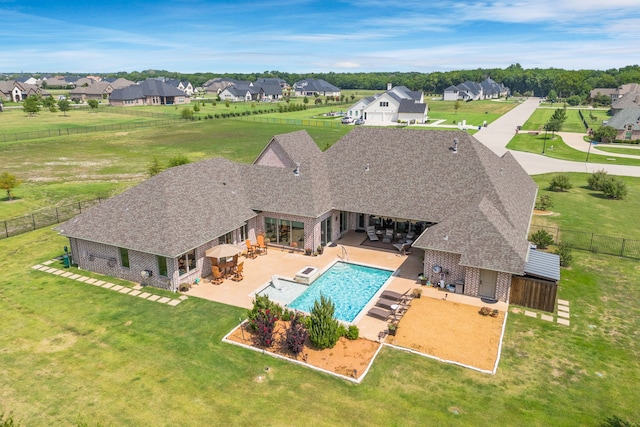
left=588, top=169, right=609, bottom=191
left=285, top=313, right=308, bottom=356
left=308, top=295, right=340, bottom=349
left=22, top=95, right=41, bottom=116
left=42, top=95, right=56, bottom=110
left=167, top=155, right=190, bottom=168
left=593, top=125, right=617, bottom=143
left=602, top=177, right=628, bottom=200
left=303, top=96, right=309, bottom=104
left=547, top=89, right=558, bottom=103
left=549, top=173, right=572, bottom=192
left=554, top=242, right=573, bottom=268
left=180, top=107, right=194, bottom=120
left=0, top=172, right=21, bottom=200
left=193, top=103, right=200, bottom=112
left=224, top=99, right=230, bottom=108
left=58, top=99, right=70, bottom=116
left=147, top=157, right=163, bottom=177
left=454, top=100, right=461, bottom=115
left=87, top=99, right=99, bottom=110
left=535, top=194, right=553, bottom=211
left=530, top=229, right=555, bottom=249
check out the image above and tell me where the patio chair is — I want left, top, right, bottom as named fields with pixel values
left=366, top=307, right=395, bottom=321
left=392, top=242, right=411, bottom=255
left=366, top=226, right=379, bottom=241
left=256, top=235, right=268, bottom=255
left=375, top=298, right=400, bottom=311
left=382, top=229, right=393, bottom=244
left=245, top=240, right=257, bottom=259
left=405, top=231, right=415, bottom=241
left=380, top=289, right=413, bottom=303
left=211, top=266, right=224, bottom=285
left=231, top=262, right=244, bottom=282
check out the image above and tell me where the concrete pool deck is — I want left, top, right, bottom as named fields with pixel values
left=185, top=231, right=507, bottom=341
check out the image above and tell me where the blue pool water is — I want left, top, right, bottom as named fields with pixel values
left=288, top=261, right=393, bottom=323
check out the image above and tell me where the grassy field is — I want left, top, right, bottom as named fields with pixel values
left=1, top=189, right=638, bottom=425
left=522, top=107, right=610, bottom=133
left=507, top=133, right=640, bottom=167
left=426, top=99, right=519, bottom=127
left=595, top=145, right=640, bottom=156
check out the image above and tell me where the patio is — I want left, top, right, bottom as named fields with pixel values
left=186, top=231, right=508, bottom=349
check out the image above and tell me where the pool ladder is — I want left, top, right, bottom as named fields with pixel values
left=339, top=245, right=349, bottom=261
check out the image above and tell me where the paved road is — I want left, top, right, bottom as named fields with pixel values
left=473, top=98, right=640, bottom=177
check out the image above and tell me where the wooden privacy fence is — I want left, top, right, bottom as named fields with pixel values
left=510, top=276, right=557, bottom=313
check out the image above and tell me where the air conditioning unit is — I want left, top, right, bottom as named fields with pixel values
left=141, top=270, right=152, bottom=278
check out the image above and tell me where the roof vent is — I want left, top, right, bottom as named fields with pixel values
left=293, top=162, right=300, bottom=177
left=365, top=163, right=370, bottom=172
left=453, top=138, right=458, bottom=154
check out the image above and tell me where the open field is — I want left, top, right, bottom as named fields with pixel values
left=521, top=107, right=610, bottom=133
left=426, top=99, right=519, bottom=127
left=1, top=199, right=638, bottom=425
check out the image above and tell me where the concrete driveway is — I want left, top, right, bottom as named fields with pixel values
left=473, top=98, right=640, bottom=177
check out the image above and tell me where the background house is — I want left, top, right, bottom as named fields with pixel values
left=292, top=78, right=340, bottom=97
left=444, top=78, right=509, bottom=101
left=109, top=79, right=191, bottom=106
left=606, top=107, right=640, bottom=141
left=347, top=84, right=428, bottom=124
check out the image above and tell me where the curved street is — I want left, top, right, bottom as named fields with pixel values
left=473, top=98, right=640, bottom=177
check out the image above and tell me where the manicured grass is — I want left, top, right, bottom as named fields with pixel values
left=426, top=99, right=519, bottom=127
left=595, top=146, right=640, bottom=156
left=530, top=173, right=640, bottom=240
left=522, top=107, right=610, bottom=133
left=507, top=133, right=640, bottom=166
left=1, top=214, right=638, bottom=425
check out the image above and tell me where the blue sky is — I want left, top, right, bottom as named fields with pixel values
left=1, top=0, right=638, bottom=73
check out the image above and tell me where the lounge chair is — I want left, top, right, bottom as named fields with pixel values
left=366, top=226, right=379, bottom=241
left=256, top=235, right=268, bottom=255
left=382, top=229, right=393, bottom=243
left=405, top=231, right=415, bottom=241
left=366, top=307, right=395, bottom=321
left=272, top=275, right=283, bottom=290
left=380, top=289, right=413, bottom=303
left=375, top=298, right=400, bottom=310
left=393, top=242, right=411, bottom=255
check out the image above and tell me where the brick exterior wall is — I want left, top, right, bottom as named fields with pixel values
left=422, top=249, right=511, bottom=302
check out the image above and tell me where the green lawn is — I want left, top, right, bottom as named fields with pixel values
left=530, top=173, right=640, bottom=241
left=595, top=145, right=640, bottom=156
left=426, top=99, right=519, bottom=127
left=506, top=133, right=640, bottom=167
left=1, top=201, right=638, bottom=425
left=522, top=107, right=610, bottom=133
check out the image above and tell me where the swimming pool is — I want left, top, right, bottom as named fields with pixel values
left=287, top=261, right=394, bottom=323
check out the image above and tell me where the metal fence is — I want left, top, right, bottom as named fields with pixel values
left=530, top=224, right=640, bottom=259
left=0, top=199, right=102, bottom=240
left=237, top=116, right=346, bottom=128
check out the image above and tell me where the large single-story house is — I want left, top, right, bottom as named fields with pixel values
left=444, top=79, right=509, bottom=101
left=69, top=81, right=114, bottom=102
left=109, top=79, right=191, bottom=106
left=292, top=79, right=340, bottom=97
left=0, top=81, right=48, bottom=102
left=348, top=85, right=428, bottom=125
left=590, top=83, right=640, bottom=104
left=218, top=80, right=283, bottom=102
left=57, top=128, right=537, bottom=302
left=606, top=107, right=640, bottom=141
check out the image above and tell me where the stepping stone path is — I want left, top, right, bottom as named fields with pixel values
left=511, top=299, right=571, bottom=326
left=31, top=260, right=185, bottom=307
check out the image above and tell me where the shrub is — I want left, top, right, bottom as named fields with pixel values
left=345, top=325, right=360, bottom=340
left=602, top=177, right=628, bottom=200
left=168, top=154, right=190, bottom=168
left=535, top=194, right=553, bottom=211
left=253, top=308, right=278, bottom=348
left=180, top=107, right=194, bottom=120
left=247, top=295, right=283, bottom=331
left=530, top=229, right=555, bottom=249
left=285, top=313, right=308, bottom=355
left=555, top=242, right=573, bottom=268
left=337, top=324, right=347, bottom=337
left=308, top=295, right=340, bottom=349
left=588, top=169, right=609, bottom=191
left=549, top=173, right=572, bottom=192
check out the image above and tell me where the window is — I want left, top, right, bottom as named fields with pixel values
left=264, top=217, right=304, bottom=248
left=157, top=256, right=168, bottom=277
left=218, top=231, right=234, bottom=244
left=178, top=249, right=196, bottom=276
left=119, top=247, right=130, bottom=269
left=380, top=101, right=389, bottom=107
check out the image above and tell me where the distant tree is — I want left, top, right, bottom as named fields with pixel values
left=87, top=99, right=99, bottom=110
left=566, top=95, right=582, bottom=106
left=58, top=99, right=70, bottom=116
left=314, top=97, right=322, bottom=105
left=350, top=94, right=355, bottom=101
left=593, top=125, right=617, bottom=143
left=303, top=96, right=309, bottom=104
left=0, top=172, right=21, bottom=200
left=22, top=95, right=40, bottom=116
left=180, top=108, right=194, bottom=120
left=454, top=100, right=461, bottom=114
left=224, top=99, right=230, bottom=107
left=147, top=157, right=163, bottom=177
left=592, top=93, right=611, bottom=107
left=167, top=155, right=190, bottom=167
left=530, top=229, right=554, bottom=249
left=42, top=96, right=56, bottom=109
left=193, top=103, right=200, bottom=112
left=547, top=89, right=558, bottom=102
left=545, top=119, right=562, bottom=136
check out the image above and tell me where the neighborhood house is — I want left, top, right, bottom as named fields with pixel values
left=57, top=128, right=537, bottom=303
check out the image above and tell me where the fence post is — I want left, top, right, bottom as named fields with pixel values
left=31, top=214, right=36, bottom=230
left=55, top=207, right=59, bottom=223
left=621, top=239, right=626, bottom=257
left=555, top=227, right=559, bottom=243
left=79, top=201, right=82, bottom=214
left=4, top=221, right=8, bottom=238
left=589, top=233, right=594, bottom=251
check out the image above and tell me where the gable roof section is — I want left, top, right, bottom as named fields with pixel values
left=58, top=158, right=256, bottom=258
left=607, top=107, right=640, bottom=130
left=110, top=79, right=188, bottom=101
left=293, top=78, right=340, bottom=93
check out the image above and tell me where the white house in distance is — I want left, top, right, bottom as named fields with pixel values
left=292, top=79, right=340, bottom=97
left=444, top=78, right=509, bottom=101
left=348, top=84, right=428, bottom=125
